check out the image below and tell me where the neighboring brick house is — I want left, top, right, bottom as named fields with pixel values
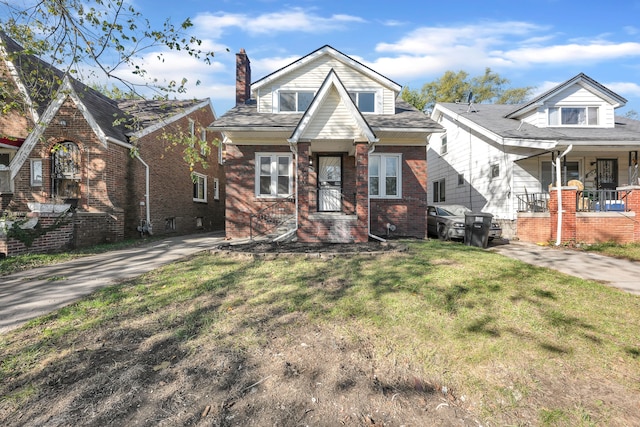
left=0, top=32, right=225, bottom=256
left=210, top=46, right=442, bottom=243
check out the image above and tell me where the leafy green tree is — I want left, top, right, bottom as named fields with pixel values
left=402, top=68, right=533, bottom=113
left=1, top=0, right=218, bottom=168
left=1, top=0, right=214, bottom=98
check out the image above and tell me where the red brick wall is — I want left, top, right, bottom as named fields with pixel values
left=1, top=213, right=74, bottom=257
left=516, top=214, right=551, bottom=243
left=517, top=187, right=640, bottom=244
left=224, top=144, right=295, bottom=239
left=370, top=146, right=428, bottom=239
left=129, top=105, right=225, bottom=238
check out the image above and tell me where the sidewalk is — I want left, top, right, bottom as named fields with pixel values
left=0, top=232, right=226, bottom=334
left=490, top=240, right=640, bottom=296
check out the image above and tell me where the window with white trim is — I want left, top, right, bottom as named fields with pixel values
left=433, top=178, right=446, bottom=203
left=279, top=91, right=314, bottom=112
left=440, top=135, right=448, bottom=155
left=349, top=91, right=376, bottom=113
left=369, top=153, right=401, bottom=198
left=490, top=164, right=500, bottom=178
left=213, top=177, right=220, bottom=200
left=548, top=107, right=599, bottom=126
left=192, top=172, right=207, bottom=202
left=200, top=128, right=207, bottom=155
left=256, top=153, right=293, bottom=197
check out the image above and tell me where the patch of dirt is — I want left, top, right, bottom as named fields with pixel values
left=1, top=316, right=484, bottom=426
left=213, top=240, right=408, bottom=257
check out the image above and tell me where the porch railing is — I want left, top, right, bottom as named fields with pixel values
left=577, top=189, right=631, bottom=212
left=249, top=197, right=295, bottom=240
left=516, top=192, right=550, bottom=212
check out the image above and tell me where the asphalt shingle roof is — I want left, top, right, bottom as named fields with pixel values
left=438, top=102, right=640, bottom=143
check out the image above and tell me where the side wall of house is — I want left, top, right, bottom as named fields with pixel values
left=129, top=106, right=225, bottom=238
left=428, top=114, right=515, bottom=220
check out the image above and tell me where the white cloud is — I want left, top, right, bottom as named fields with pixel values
left=499, top=42, right=640, bottom=65
left=607, top=81, right=640, bottom=98
left=192, top=8, right=365, bottom=39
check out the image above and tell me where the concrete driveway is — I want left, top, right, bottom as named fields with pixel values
left=490, top=240, right=640, bottom=296
left=0, top=232, right=226, bottom=334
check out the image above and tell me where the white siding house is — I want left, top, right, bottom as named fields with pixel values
left=429, top=73, right=640, bottom=239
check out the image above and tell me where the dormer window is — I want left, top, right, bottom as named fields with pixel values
left=279, top=91, right=314, bottom=112
left=548, top=107, right=599, bottom=126
left=349, top=92, right=376, bottom=113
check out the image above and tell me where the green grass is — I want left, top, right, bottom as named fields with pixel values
left=1, top=240, right=639, bottom=425
left=579, top=241, right=640, bottom=261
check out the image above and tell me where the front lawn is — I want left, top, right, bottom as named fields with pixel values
left=1, top=240, right=638, bottom=426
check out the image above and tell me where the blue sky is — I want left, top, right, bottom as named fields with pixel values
left=125, top=0, right=640, bottom=116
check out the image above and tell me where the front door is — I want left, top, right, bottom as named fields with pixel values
left=596, top=159, right=618, bottom=190
left=318, top=156, right=342, bottom=212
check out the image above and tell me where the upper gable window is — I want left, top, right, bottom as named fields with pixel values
left=548, top=107, right=599, bottom=126
left=279, top=91, right=314, bottom=112
left=349, top=92, right=376, bottom=113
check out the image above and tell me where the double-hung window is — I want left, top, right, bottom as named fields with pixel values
left=349, top=91, right=376, bottom=113
left=279, top=91, right=314, bottom=112
left=369, top=153, right=401, bottom=198
left=256, top=153, right=293, bottom=197
left=192, top=172, right=207, bottom=202
left=548, top=107, right=599, bottom=126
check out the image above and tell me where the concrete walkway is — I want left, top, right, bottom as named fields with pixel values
left=0, top=232, right=227, bottom=334
left=490, top=240, right=640, bottom=296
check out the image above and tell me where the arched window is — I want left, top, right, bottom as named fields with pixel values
left=51, top=141, right=81, bottom=199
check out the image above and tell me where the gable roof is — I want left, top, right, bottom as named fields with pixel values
left=288, top=69, right=377, bottom=144
left=505, top=73, right=628, bottom=119
left=434, top=102, right=640, bottom=149
left=252, top=45, right=402, bottom=94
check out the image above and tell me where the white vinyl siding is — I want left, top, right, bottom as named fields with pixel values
left=303, top=88, right=359, bottom=139
left=258, top=56, right=395, bottom=114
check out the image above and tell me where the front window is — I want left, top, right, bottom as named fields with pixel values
left=192, top=172, right=207, bottom=202
left=349, top=92, right=376, bottom=113
left=52, top=141, right=81, bottom=199
left=256, top=153, right=293, bottom=197
left=548, top=107, right=599, bottom=126
left=542, top=161, right=579, bottom=189
left=279, top=91, right=314, bottom=112
left=369, top=154, right=401, bottom=198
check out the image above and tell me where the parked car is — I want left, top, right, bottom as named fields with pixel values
left=427, top=206, right=466, bottom=240
left=427, top=205, right=502, bottom=241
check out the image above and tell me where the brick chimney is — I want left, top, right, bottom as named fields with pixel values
left=236, top=48, right=251, bottom=105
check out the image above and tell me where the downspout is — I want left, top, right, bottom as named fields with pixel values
left=554, top=145, right=573, bottom=246
left=106, top=137, right=152, bottom=234
left=367, top=142, right=386, bottom=242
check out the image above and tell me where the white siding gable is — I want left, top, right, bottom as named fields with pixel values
left=257, top=55, right=396, bottom=115
left=300, top=87, right=360, bottom=140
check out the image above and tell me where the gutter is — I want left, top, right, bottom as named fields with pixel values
left=106, top=137, right=152, bottom=233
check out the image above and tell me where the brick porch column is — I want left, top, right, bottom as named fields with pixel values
left=549, top=187, right=577, bottom=244
left=296, top=142, right=311, bottom=242
left=354, top=142, right=369, bottom=243
left=622, top=185, right=640, bottom=241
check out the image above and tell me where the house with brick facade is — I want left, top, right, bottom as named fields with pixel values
left=0, top=32, right=225, bottom=257
left=428, top=73, right=640, bottom=243
left=210, top=46, right=443, bottom=243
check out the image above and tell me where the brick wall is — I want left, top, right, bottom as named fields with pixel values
left=128, top=105, right=225, bottom=238
left=517, top=186, right=640, bottom=244
left=224, top=144, right=296, bottom=239
left=369, top=146, right=428, bottom=239
left=1, top=212, right=74, bottom=257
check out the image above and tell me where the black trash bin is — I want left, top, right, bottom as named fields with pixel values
left=464, top=212, right=493, bottom=248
